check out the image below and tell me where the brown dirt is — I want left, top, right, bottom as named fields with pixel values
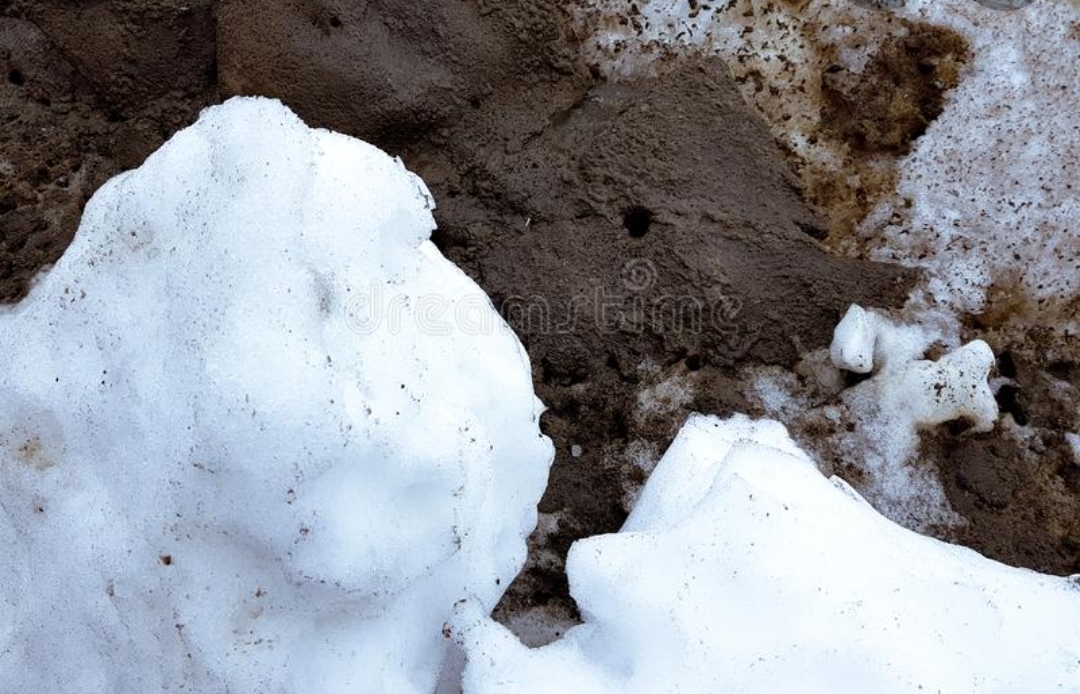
left=819, top=22, right=969, bottom=157
left=1, top=0, right=217, bottom=302
left=809, top=20, right=971, bottom=241
left=932, top=428, right=1080, bottom=575
left=920, top=333, right=1080, bottom=576
left=12, top=0, right=1071, bottom=641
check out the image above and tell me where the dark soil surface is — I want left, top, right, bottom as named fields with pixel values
left=921, top=338, right=1080, bottom=576
left=1, top=0, right=217, bottom=302
left=3, top=0, right=1074, bottom=640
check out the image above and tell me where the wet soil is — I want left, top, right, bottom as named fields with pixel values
left=920, top=336, right=1080, bottom=575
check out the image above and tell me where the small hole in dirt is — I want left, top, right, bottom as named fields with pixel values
left=611, top=410, right=629, bottom=440
left=842, top=370, right=873, bottom=387
left=685, top=354, right=703, bottom=371
left=995, top=384, right=1028, bottom=426
left=469, top=96, right=481, bottom=109
left=329, top=15, right=342, bottom=28
left=1048, top=360, right=1076, bottom=381
left=623, top=206, right=652, bottom=238
left=7, top=69, right=24, bottom=86
left=997, top=351, right=1018, bottom=379
left=796, top=221, right=828, bottom=240
left=430, top=226, right=452, bottom=253
left=1058, top=461, right=1080, bottom=494
left=540, top=358, right=587, bottom=387
left=946, top=418, right=974, bottom=436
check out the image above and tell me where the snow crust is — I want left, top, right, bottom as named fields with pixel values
left=455, top=414, right=1080, bottom=693
left=0, top=97, right=552, bottom=693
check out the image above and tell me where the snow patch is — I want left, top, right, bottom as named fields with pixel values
left=455, top=414, right=1080, bottom=694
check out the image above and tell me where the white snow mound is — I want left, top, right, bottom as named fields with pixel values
left=455, top=414, right=1080, bottom=694
left=0, top=97, right=553, bottom=694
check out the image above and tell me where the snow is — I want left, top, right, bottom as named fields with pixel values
left=0, top=97, right=553, bottom=693
left=1067, top=433, right=1080, bottom=465
left=455, top=413, right=1080, bottom=694
left=830, top=304, right=878, bottom=374
left=830, top=304, right=998, bottom=433
left=820, top=305, right=997, bottom=529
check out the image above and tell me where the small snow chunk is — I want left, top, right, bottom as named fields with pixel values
left=571, top=444, right=583, bottom=458
left=830, top=303, right=878, bottom=373
left=888, top=338, right=998, bottom=432
left=1066, top=433, right=1080, bottom=466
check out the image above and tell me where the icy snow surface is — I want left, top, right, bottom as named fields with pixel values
left=0, top=97, right=553, bottom=693
left=455, top=414, right=1080, bottom=693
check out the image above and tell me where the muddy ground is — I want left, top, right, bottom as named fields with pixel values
left=3, top=0, right=1078, bottom=642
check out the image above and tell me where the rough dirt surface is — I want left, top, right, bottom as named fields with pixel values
left=1, top=0, right=217, bottom=302
left=922, top=336, right=1080, bottom=576
left=3, top=0, right=1076, bottom=646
